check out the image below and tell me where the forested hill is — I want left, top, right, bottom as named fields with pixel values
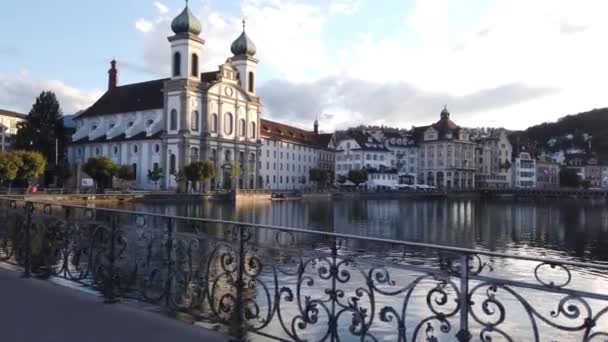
left=516, top=108, right=608, bottom=161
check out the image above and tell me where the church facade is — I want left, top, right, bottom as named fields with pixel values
left=68, top=5, right=263, bottom=190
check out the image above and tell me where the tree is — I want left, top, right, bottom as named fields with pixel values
left=337, top=175, right=347, bottom=185
left=230, top=162, right=241, bottom=190
left=14, top=92, right=67, bottom=170
left=116, top=165, right=135, bottom=191
left=147, top=168, right=163, bottom=190
left=184, top=160, right=216, bottom=193
left=0, top=151, right=23, bottom=190
left=82, top=156, right=118, bottom=192
left=172, top=169, right=187, bottom=193
left=559, top=168, right=580, bottom=188
left=54, top=162, right=72, bottom=187
left=309, top=168, right=329, bottom=190
left=347, top=169, right=368, bottom=187
left=13, top=150, right=47, bottom=190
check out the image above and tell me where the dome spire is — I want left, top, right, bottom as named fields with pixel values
left=231, top=18, right=257, bottom=57
left=171, top=1, right=202, bottom=35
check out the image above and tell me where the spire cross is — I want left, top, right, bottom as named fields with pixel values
left=242, top=18, right=246, bottom=32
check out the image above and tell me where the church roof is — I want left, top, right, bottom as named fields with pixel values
left=72, top=131, right=164, bottom=144
left=344, top=131, right=389, bottom=152
left=260, top=119, right=334, bottom=150
left=78, top=79, right=167, bottom=118
left=0, top=108, right=26, bottom=119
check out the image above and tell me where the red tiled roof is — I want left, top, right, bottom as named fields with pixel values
left=260, top=119, right=333, bottom=150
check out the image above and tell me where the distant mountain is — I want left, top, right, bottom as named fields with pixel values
left=512, top=108, right=608, bottom=162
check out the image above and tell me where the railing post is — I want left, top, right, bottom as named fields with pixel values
left=456, top=254, right=471, bottom=342
left=330, top=237, right=338, bottom=342
left=104, top=216, right=119, bottom=304
left=230, top=224, right=246, bottom=342
left=164, top=217, right=174, bottom=308
left=22, top=202, right=33, bottom=278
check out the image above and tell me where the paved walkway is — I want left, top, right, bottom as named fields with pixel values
left=0, top=267, right=230, bottom=342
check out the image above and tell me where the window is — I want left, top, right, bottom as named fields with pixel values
left=109, top=123, right=115, bottom=129
left=113, top=146, right=118, bottom=155
left=132, top=145, right=138, bottom=154
left=250, top=122, right=256, bottom=138
left=191, top=147, right=199, bottom=161
left=239, top=119, right=246, bottom=136
left=153, top=162, right=159, bottom=171
left=191, top=54, right=199, bottom=77
left=248, top=72, right=254, bottom=92
left=132, top=163, right=137, bottom=180
left=210, top=113, right=218, bottom=132
left=91, top=125, right=97, bottom=131
left=170, top=110, right=177, bottom=131
left=146, top=119, right=154, bottom=127
left=95, top=147, right=100, bottom=155
left=173, top=52, right=181, bottom=76
left=224, top=113, right=233, bottom=134
left=225, top=150, right=231, bottom=162
left=191, top=111, right=199, bottom=131
left=154, top=144, right=160, bottom=153
left=169, top=154, right=176, bottom=174
left=127, top=121, right=134, bottom=128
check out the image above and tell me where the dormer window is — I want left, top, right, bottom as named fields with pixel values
left=91, top=125, right=97, bottom=131
left=127, top=121, right=134, bottom=128
left=109, top=123, right=115, bottom=129
left=146, top=119, right=154, bottom=127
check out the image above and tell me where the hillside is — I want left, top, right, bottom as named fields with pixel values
left=515, top=108, right=608, bottom=161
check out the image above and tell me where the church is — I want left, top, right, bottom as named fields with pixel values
left=68, top=4, right=267, bottom=190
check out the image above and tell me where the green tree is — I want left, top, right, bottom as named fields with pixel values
left=172, top=169, right=187, bottom=193
left=147, top=168, right=163, bottom=190
left=82, top=156, right=118, bottom=193
left=230, top=162, right=241, bottom=190
left=13, top=150, right=47, bottom=190
left=0, top=151, right=23, bottom=191
left=14, top=92, right=67, bottom=170
left=347, top=169, right=368, bottom=187
left=559, top=168, right=581, bottom=188
left=309, top=168, right=329, bottom=190
left=337, top=175, right=347, bottom=185
left=116, top=165, right=135, bottom=191
left=184, top=160, right=216, bottom=193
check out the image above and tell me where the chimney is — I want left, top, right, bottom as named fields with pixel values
left=108, top=59, right=118, bottom=90
left=313, top=119, right=319, bottom=135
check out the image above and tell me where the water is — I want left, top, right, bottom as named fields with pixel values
left=114, top=196, right=608, bottom=263
left=104, top=196, right=608, bottom=340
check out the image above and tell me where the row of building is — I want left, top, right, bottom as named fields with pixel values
left=2, top=4, right=605, bottom=191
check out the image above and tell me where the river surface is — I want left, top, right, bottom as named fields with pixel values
left=107, top=196, right=608, bottom=340
left=114, top=196, right=608, bottom=263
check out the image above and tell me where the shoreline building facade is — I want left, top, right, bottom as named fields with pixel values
left=68, top=6, right=264, bottom=190
left=474, top=129, right=513, bottom=189
left=0, top=109, right=26, bottom=151
left=259, top=119, right=335, bottom=190
left=413, top=107, right=476, bottom=189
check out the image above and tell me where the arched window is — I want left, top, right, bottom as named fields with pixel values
left=191, top=111, right=199, bottom=131
left=154, top=144, right=160, bottom=153
left=173, top=52, right=181, bottom=76
left=239, top=119, right=246, bottom=136
left=191, top=54, right=199, bottom=77
left=224, top=113, right=233, bottom=135
left=210, top=113, right=218, bottom=133
left=248, top=72, right=254, bottom=92
left=169, top=154, right=176, bottom=174
left=170, top=109, right=178, bottom=131
left=190, top=147, right=199, bottom=161
left=250, top=122, right=256, bottom=138
left=132, top=163, right=138, bottom=180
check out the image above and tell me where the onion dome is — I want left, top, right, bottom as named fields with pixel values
left=171, top=4, right=202, bottom=35
left=231, top=20, right=257, bottom=57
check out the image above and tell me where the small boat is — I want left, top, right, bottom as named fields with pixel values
left=270, top=193, right=288, bottom=201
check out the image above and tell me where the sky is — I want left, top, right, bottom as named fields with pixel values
left=1, top=0, right=607, bottom=132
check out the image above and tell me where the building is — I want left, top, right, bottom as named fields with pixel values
left=474, top=129, right=513, bottom=189
left=68, top=6, right=263, bottom=190
left=583, top=156, right=602, bottom=188
left=413, top=107, right=476, bottom=189
left=602, top=166, right=608, bottom=188
left=335, top=131, right=393, bottom=184
left=258, top=119, right=335, bottom=190
left=0, top=108, right=27, bottom=151
left=381, top=131, right=418, bottom=185
left=513, top=151, right=536, bottom=188
left=536, top=158, right=560, bottom=189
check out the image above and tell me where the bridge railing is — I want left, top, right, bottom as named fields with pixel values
left=0, top=197, right=607, bottom=341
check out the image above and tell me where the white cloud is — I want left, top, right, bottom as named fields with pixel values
left=135, top=18, right=154, bottom=33
left=154, top=1, right=169, bottom=14
left=328, top=0, right=360, bottom=16
left=0, top=73, right=103, bottom=114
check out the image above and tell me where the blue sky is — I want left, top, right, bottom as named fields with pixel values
left=1, top=0, right=608, bottom=131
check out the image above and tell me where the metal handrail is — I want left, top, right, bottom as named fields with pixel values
left=2, top=196, right=607, bottom=271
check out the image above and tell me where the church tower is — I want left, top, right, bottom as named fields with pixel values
left=164, top=2, right=204, bottom=189
left=230, top=20, right=258, bottom=95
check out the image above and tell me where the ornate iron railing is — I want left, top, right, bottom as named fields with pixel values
left=0, top=197, right=607, bottom=341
